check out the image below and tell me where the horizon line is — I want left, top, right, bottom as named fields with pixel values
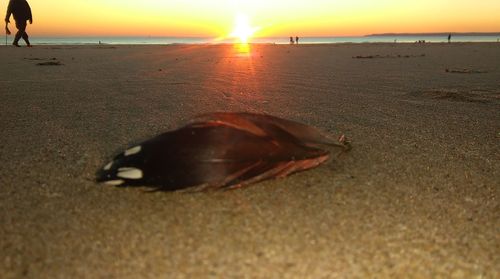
left=30, top=32, right=500, bottom=38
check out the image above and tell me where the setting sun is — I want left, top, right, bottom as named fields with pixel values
left=230, top=14, right=259, bottom=43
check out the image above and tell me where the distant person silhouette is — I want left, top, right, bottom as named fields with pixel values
left=448, top=33, right=451, bottom=43
left=296, top=36, right=299, bottom=44
left=290, top=36, right=294, bottom=44
left=5, top=0, right=32, bottom=47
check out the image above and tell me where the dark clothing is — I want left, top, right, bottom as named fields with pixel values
left=5, top=0, right=32, bottom=46
left=5, top=0, right=32, bottom=22
left=14, top=20, right=28, bottom=45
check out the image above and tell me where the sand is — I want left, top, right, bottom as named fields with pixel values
left=0, top=43, right=499, bottom=278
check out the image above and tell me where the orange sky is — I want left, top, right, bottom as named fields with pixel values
left=14, top=0, right=500, bottom=37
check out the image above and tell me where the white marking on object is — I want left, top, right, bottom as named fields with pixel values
left=118, top=167, right=137, bottom=172
left=117, top=168, right=143, bottom=179
left=124, top=146, right=142, bottom=156
left=104, top=179, right=125, bottom=186
left=103, top=161, right=113, bottom=170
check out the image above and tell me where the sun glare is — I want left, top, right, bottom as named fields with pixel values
left=230, top=14, right=259, bottom=43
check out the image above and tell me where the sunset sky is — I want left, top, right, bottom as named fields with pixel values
left=19, top=0, right=500, bottom=37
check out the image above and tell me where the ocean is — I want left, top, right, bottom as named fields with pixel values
left=14, top=35, right=500, bottom=45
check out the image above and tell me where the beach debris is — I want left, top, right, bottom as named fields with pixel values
left=445, top=68, right=487, bottom=74
left=415, top=89, right=495, bottom=104
left=353, top=54, right=425, bottom=59
left=97, top=112, right=351, bottom=191
left=25, top=57, right=57, bottom=61
left=353, top=55, right=380, bottom=59
left=36, top=60, right=63, bottom=66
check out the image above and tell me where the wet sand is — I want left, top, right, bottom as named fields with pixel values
left=0, top=43, right=499, bottom=278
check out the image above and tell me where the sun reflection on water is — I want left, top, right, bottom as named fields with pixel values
left=234, top=43, right=251, bottom=56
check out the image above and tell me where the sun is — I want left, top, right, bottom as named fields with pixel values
left=230, top=14, right=259, bottom=43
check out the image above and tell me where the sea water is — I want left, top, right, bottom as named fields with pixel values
left=24, top=35, right=500, bottom=45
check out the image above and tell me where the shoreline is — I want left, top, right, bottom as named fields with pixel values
left=2, top=34, right=499, bottom=47
left=0, top=40, right=499, bottom=47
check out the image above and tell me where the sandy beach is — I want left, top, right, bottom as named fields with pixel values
left=0, top=43, right=499, bottom=278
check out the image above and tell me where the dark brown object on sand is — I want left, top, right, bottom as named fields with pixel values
left=445, top=68, right=487, bottom=74
left=97, top=112, right=350, bottom=191
left=36, top=61, right=63, bottom=66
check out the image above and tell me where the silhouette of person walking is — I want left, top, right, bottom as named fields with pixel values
left=295, top=36, right=299, bottom=44
left=5, top=0, right=32, bottom=47
left=289, top=36, right=294, bottom=44
left=448, top=33, right=451, bottom=43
